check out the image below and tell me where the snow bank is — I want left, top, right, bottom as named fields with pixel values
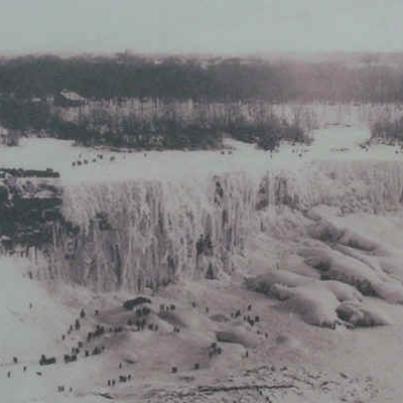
left=215, top=326, right=259, bottom=348
left=244, top=270, right=312, bottom=297
left=0, top=257, right=74, bottom=359
left=276, top=283, right=340, bottom=328
left=372, top=281, right=403, bottom=304
left=321, top=280, right=363, bottom=302
left=308, top=220, right=382, bottom=252
left=300, top=246, right=381, bottom=295
left=336, top=301, right=392, bottom=327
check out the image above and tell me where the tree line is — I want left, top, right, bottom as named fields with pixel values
left=0, top=55, right=291, bottom=102
left=1, top=53, right=403, bottom=150
left=1, top=54, right=403, bottom=102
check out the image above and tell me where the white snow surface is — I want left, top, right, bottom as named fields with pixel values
left=3, top=107, right=403, bottom=402
left=0, top=124, right=401, bottom=186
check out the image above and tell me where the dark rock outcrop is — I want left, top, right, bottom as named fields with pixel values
left=0, top=169, right=65, bottom=252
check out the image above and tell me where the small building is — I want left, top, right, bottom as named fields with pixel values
left=55, top=89, right=86, bottom=107
left=0, top=126, right=7, bottom=143
left=0, top=126, right=19, bottom=146
left=0, top=235, right=13, bottom=253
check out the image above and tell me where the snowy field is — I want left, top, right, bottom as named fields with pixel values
left=0, top=124, right=402, bottom=186
left=2, top=120, right=403, bottom=402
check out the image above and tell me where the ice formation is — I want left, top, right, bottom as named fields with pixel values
left=41, top=158, right=403, bottom=295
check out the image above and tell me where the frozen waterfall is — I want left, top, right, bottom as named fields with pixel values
left=44, top=159, right=403, bottom=292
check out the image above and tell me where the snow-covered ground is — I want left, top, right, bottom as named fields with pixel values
left=0, top=251, right=389, bottom=403
left=0, top=124, right=402, bottom=186
left=2, top=120, right=403, bottom=402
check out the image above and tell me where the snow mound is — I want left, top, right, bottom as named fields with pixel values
left=215, top=326, right=259, bottom=348
left=372, top=281, right=403, bottom=304
left=334, top=245, right=385, bottom=277
left=378, top=256, right=403, bottom=283
left=299, top=246, right=381, bottom=295
left=338, top=229, right=382, bottom=253
left=275, top=283, right=340, bottom=328
left=321, top=280, right=363, bottom=302
left=300, top=240, right=403, bottom=303
left=274, top=334, right=302, bottom=349
left=308, top=220, right=345, bottom=243
left=244, top=270, right=312, bottom=297
left=158, top=306, right=217, bottom=337
left=336, top=301, right=392, bottom=327
left=244, top=262, right=389, bottom=329
left=309, top=220, right=381, bottom=252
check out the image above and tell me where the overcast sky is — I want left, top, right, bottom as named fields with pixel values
left=0, top=0, right=402, bottom=55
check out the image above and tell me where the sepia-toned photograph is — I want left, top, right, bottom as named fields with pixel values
left=1, top=1, right=403, bottom=402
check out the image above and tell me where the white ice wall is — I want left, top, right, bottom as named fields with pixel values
left=47, top=160, right=403, bottom=292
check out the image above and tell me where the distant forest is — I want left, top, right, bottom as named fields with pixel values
left=1, top=53, right=403, bottom=102
left=1, top=54, right=403, bottom=150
